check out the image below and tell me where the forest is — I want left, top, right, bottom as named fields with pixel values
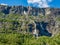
left=0, top=12, right=60, bottom=45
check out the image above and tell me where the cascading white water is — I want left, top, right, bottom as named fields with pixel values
left=33, top=22, right=38, bottom=38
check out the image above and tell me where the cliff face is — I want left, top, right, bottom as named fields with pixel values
left=0, top=5, right=60, bottom=37
left=0, top=5, right=60, bottom=16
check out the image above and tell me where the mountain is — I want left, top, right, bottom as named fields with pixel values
left=0, top=5, right=60, bottom=16
left=0, top=5, right=60, bottom=37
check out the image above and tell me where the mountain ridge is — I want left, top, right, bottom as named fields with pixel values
left=0, top=5, right=60, bottom=16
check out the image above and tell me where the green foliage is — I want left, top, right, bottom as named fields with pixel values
left=0, top=12, right=60, bottom=45
left=0, top=33, right=59, bottom=45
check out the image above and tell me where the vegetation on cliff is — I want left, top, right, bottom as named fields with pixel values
left=0, top=12, right=60, bottom=45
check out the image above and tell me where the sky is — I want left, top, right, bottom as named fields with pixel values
left=0, top=0, right=60, bottom=8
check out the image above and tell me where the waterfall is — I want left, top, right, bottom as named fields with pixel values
left=33, top=21, right=38, bottom=38
left=29, top=19, right=39, bottom=38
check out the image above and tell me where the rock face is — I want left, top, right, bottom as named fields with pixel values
left=0, top=5, right=60, bottom=16
left=0, top=5, right=60, bottom=37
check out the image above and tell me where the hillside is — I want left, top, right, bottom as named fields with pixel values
left=0, top=5, right=60, bottom=45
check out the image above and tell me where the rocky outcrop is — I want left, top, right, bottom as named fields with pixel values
left=0, top=5, right=60, bottom=16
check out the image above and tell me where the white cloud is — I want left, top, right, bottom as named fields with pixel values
left=0, top=3, right=8, bottom=6
left=28, top=0, right=41, bottom=3
left=27, top=0, right=52, bottom=8
left=48, top=0, right=52, bottom=2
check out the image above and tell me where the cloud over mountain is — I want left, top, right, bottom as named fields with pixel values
left=0, top=3, right=8, bottom=6
left=27, top=0, right=52, bottom=8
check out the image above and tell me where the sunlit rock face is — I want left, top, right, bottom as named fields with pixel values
left=45, top=8, right=51, bottom=15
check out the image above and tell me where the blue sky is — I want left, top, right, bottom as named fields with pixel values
left=0, top=0, right=60, bottom=8
left=48, top=0, right=60, bottom=8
